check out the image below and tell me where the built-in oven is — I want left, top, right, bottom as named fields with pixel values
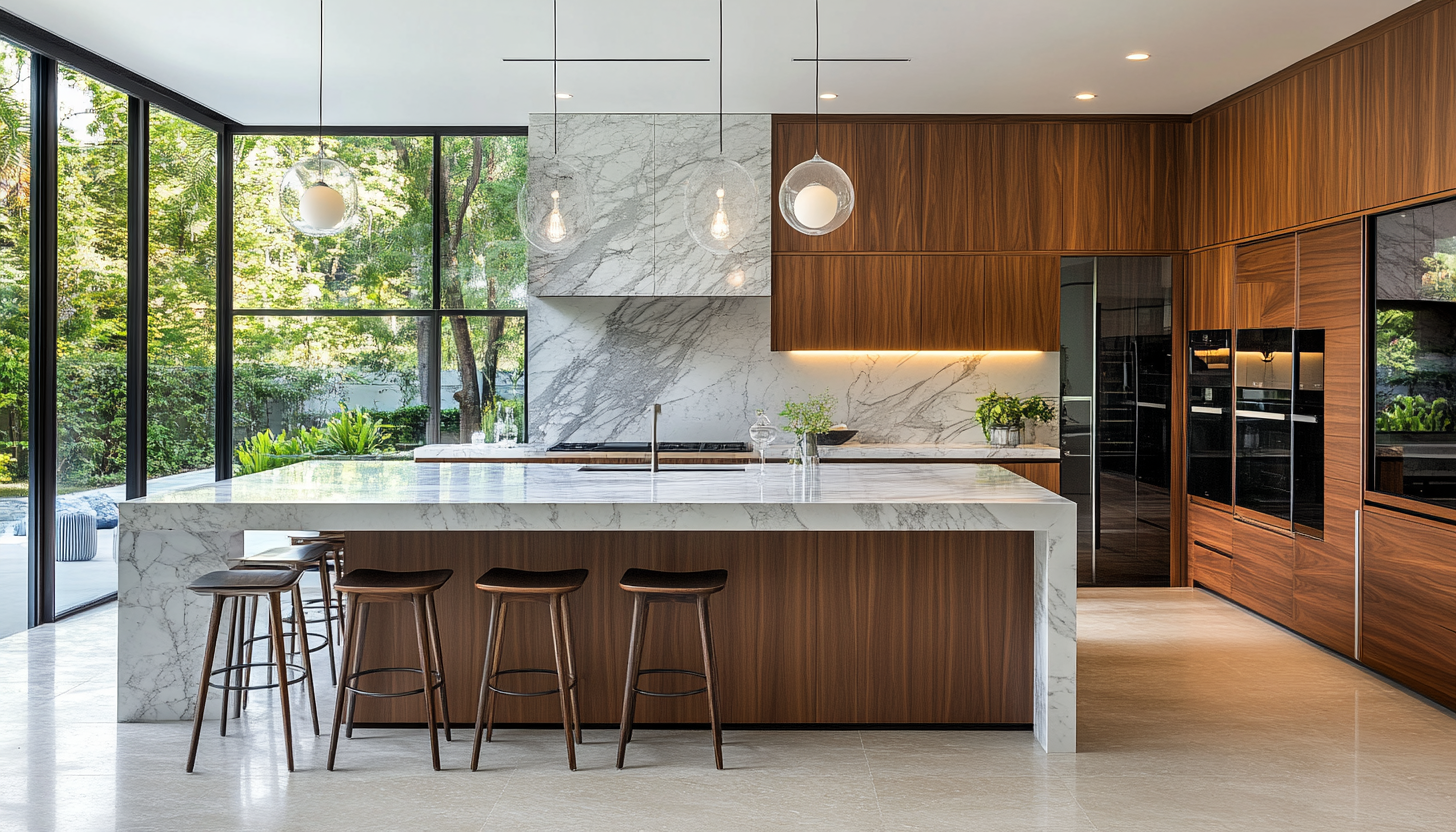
left=1292, top=329, right=1325, bottom=537
left=1235, top=328, right=1294, bottom=527
left=1188, top=329, right=1232, bottom=506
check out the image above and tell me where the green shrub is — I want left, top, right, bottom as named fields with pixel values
left=235, top=426, right=324, bottom=475
left=0, top=452, right=12, bottom=484
left=316, top=404, right=394, bottom=455
left=1377, top=395, right=1454, bottom=432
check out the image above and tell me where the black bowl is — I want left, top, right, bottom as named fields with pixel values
left=815, top=429, right=859, bottom=446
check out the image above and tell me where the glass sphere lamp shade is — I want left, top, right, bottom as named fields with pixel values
left=517, top=157, right=593, bottom=254
left=278, top=155, right=362, bottom=237
left=777, top=153, right=854, bottom=236
left=682, top=157, right=760, bottom=254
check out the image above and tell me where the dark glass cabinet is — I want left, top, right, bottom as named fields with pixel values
left=1188, top=330, right=1233, bottom=505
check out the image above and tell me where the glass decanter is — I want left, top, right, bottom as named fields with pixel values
left=748, top=411, right=779, bottom=474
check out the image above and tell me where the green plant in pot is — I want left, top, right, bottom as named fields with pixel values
left=974, top=390, right=1056, bottom=448
left=779, top=391, right=837, bottom=464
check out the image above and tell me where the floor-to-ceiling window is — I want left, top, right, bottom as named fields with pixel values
left=229, top=132, right=526, bottom=464
left=55, top=67, right=127, bottom=613
left=0, top=42, right=29, bottom=637
left=147, top=107, right=217, bottom=495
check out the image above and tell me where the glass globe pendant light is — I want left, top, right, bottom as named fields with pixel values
left=278, top=0, right=361, bottom=238
left=681, top=0, right=761, bottom=255
left=517, top=0, right=592, bottom=254
left=778, top=0, right=854, bottom=236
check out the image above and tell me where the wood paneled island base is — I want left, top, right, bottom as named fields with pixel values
left=344, top=530, right=1034, bottom=727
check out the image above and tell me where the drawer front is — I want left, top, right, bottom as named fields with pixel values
left=1189, top=541, right=1233, bottom=596
left=1361, top=507, right=1456, bottom=712
left=1187, top=500, right=1234, bottom=555
left=1232, top=519, right=1295, bottom=625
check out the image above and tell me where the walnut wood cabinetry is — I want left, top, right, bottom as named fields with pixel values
left=1231, top=519, right=1295, bottom=626
left=1187, top=501, right=1235, bottom=595
left=772, top=254, right=1058, bottom=352
left=1187, top=246, right=1234, bottom=330
left=1235, top=235, right=1298, bottom=328
left=1361, top=506, right=1456, bottom=712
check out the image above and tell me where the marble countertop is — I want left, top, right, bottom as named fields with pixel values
left=412, top=442, right=1061, bottom=461
left=120, top=460, right=1071, bottom=534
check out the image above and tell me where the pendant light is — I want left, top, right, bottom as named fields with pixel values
left=517, top=0, right=593, bottom=254
left=278, top=0, right=362, bottom=238
left=681, top=0, right=759, bottom=255
left=778, top=0, right=854, bottom=236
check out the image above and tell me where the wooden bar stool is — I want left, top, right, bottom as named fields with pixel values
left=328, top=567, right=454, bottom=771
left=291, top=531, right=347, bottom=641
left=231, top=543, right=337, bottom=686
left=186, top=568, right=317, bottom=773
left=615, top=567, right=728, bottom=770
left=470, top=567, right=587, bottom=771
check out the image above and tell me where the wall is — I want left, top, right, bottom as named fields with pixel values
left=526, top=295, right=1057, bottom=446
left=526, top=113, right=772, bottom=297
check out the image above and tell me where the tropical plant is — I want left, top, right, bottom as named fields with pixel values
left=779, top=392, right=838, bottom=438
left=316, top=404, right=394, bottom=455
left=0, top=452, right=13, bottom=484
left=234, top=427, right=324, bottom=475
left=974, top=390, right=1057, bottom=436
left=1376, top=395, right=1455, bottom=432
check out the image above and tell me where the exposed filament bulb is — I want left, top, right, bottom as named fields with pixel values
left=710, top=187, right=731, bottom=241
left=546, top=189, right=567, bottom=243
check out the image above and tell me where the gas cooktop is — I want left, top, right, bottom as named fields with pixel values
left=548, top=441, right=752, bottom=454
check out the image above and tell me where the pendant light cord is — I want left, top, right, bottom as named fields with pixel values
left=813, top=0, right=820, bottom=153
left=553, top=0, right=558, bottom=156
left=719, top=0, right=724, bottom=155
left=317, top=0, right=325, bottom=170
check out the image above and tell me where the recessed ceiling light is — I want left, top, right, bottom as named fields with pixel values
left=1075, top=92, right=1097, bottom=100
left=1126, top=53, right=1150, bottom=61
left=555, top=92, right=573, bottom=99
left=819, top=92, right=838, bottom=100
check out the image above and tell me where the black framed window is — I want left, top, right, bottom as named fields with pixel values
left=0, top=40, right=30, bottom=638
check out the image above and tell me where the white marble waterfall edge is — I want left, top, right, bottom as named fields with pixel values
left=117, top=461, right=1076, bottom=752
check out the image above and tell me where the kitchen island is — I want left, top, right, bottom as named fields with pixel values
left=118, top=461, right=1076, bottom=752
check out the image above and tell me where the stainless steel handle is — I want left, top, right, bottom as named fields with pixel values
left=1235, top=409, right=1286, bottom=421
left=1136, top=402, right=1167, bottom=410
left=1191, top=406, right=1225, bottom=415
left=1291, top=414, right=1318, bottom=424
left=1062, top=396, right=1092, bottom=403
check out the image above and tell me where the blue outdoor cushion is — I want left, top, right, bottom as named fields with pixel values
left=9, top=495, right=100, bottom=536
left=77, top=493, right=119, bottom=530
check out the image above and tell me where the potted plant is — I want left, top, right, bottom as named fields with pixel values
left=779, top=391, right=837, bottom=464
left=974, top=390, right=1056, bottom=448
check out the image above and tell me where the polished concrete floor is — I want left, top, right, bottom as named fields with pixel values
left=4, top=588, right=1456, bottom=831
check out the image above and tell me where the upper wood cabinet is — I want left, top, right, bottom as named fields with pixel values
left=1187, top=246, right=1234, bottom=331
left=773, top=117, right=1185, bottom=255
left=772, top=254, right=1058, bottom=352
left=1235, top=235, right=1298, bottom=328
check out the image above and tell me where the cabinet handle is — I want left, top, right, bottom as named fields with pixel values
left=1235, top=409, right=1286, bottom=421
left=1136, top=401, right=1167, bottom=410
left=1191, top=406, right=1225, bottom=415
left=1290, top=414, right=1318, bottom=424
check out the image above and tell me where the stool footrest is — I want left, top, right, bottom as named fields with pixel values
left=208, top=661, right=309, bottom=692
left=487, top=667, right=579, bottom=698
left=633, top=667, right=708, bottom=698
left=342, top=666, right=444, bottom=699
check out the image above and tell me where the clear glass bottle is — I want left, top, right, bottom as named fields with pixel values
left=748, top=411, right=778, bottom=474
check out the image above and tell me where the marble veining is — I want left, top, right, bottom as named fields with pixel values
left=527, top=296, right=1060, bottom=447
left=411, top=442, right=1061, bottom=461
left=528, top=114, right=770, bottom=297
left=118, top=461, right=1076, bottom=752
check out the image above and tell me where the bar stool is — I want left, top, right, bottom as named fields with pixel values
left=470, top=567, right=587, bottom=771
left=231, top=543, right=337, bottom=686
left=186, top=568, right=318, bottom=773
left=328, top=568, right=454, bottom=771
left=615, top=567, right=728, bottom=770
left=291, top=531, right=347, bottom=640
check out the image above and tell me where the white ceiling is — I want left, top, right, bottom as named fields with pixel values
left=0, top=0, right=1420, bottom=125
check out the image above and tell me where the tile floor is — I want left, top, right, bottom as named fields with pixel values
left=4, top=588, right=1456, bottom=830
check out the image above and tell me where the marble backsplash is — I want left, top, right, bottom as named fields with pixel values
left=527, top=295, right=1060, bottom=446
left=527, top=113, right=772, bottom=297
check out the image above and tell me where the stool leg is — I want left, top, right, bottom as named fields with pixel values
left=560, top=594, right=583, bottom=745
left=186, top=596, right=225, bottom=773
left=267, top=591, right=295, bottom=772
left=484, top=602, right=509, bottom=743
left=219, top=595, right=238, bottom=736
left=332, top=552, right=347, bottom=641
left=471, top=592, right=503, bottom=772
left=293, top=584, right=320, bottom=737
left=241, top=596, right=259, bottom=712
left=411, top=594, right=442, bottom=771
left=548, top=594, right=577, bottom=771
left=424, top=592, right=452, bottom=743
left=317, top=559, right=337, bottom=685
left=696, top=596, right=724, bottom=771
left=345, top=601, right=371, bottom=739
left=616, top=593, right=648, bottom=769
left=328, top=593, right=362, bottom=771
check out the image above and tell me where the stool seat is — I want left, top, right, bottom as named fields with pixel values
left=232, top=543, right=330, bottom=568
left=619, top=567, right=727, bottom=594
left=189, top=569, right=301, bottom=595
left=476, top=567, right=588, bottom=594
left=336, top=568, right=453, bottom=594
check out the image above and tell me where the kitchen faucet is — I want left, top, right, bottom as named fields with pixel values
left=648, top=403, right=662, bottom=472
